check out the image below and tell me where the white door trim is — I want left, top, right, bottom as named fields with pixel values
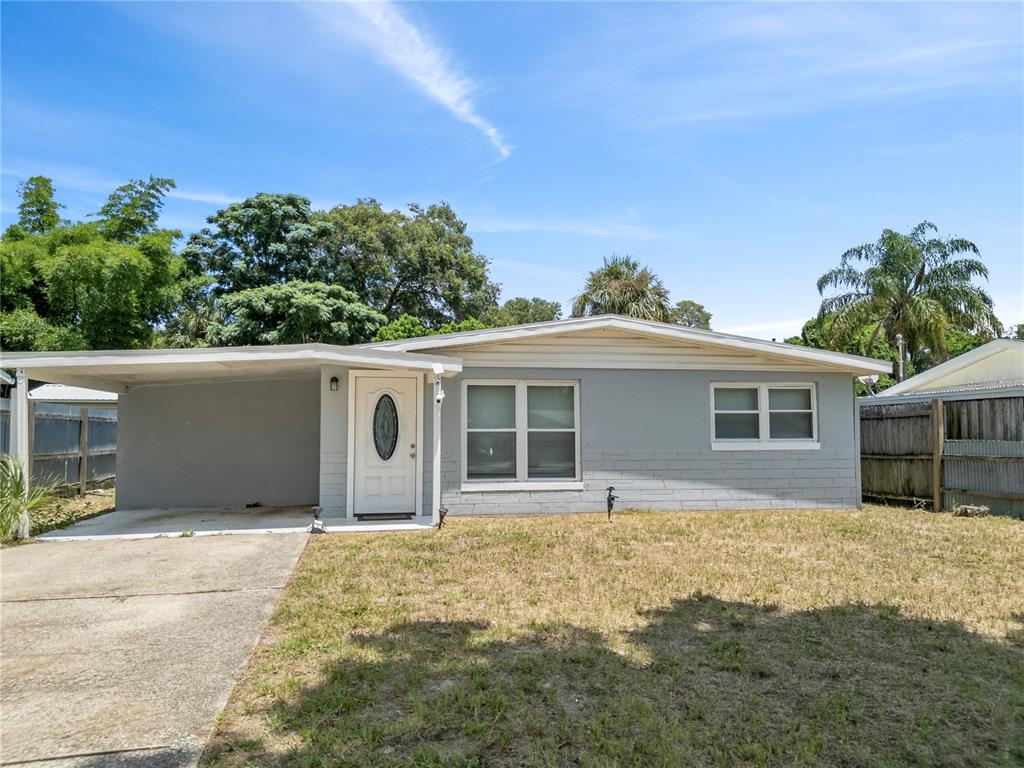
left=346, top=370, right=424, bottom=518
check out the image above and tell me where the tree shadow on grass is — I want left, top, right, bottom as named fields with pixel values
left=205, top=596, right=1024, bottom=768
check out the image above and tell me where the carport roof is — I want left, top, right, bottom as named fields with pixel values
left=0, top=344, right=462, bottom=393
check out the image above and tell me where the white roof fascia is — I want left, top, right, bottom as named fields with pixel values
left=877, top=339, right=1021, bottom=397
left=0, top=344, right=463, bottom=374
left=367, top=315, right=892, bottom=375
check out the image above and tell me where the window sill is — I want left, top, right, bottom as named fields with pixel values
left=711, top=441, right=820, bottom=451
left=460, top=481, right=585, bottom=492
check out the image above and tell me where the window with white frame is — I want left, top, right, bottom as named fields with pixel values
left=711, top=383, right=818, bottom=448
left=464, top=381, right=580, bottom=483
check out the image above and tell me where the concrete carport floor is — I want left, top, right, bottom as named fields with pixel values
left=0, top=532, right=308, bottom=768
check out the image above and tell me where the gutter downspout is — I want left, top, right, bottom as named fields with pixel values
left=431, top=364, right=445, bottom=527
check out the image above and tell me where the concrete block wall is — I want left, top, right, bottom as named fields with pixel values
left=436, top=367, right=861, bottom=515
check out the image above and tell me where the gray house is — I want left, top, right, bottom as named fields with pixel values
left=1, top=316, right=891, bottom=524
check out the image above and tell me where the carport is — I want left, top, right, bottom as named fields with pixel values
left=1, top=344, right=462, bottom=538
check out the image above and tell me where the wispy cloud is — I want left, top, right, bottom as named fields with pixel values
left=310, top=1, right=511, bottom=159
left=549, top=4, right=1021, bottom=127
left=472, top=217, right=659, bottom=240
left=2, top=162, right=234, bottom=206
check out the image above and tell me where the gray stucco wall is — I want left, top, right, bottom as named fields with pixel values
left=439, top=368, right=860, bottom=515
left=116, top=377, right=320, bottom=510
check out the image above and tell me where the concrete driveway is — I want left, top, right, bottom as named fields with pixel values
left=0, top=533, right=308, bottom=767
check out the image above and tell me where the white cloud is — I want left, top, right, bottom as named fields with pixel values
left=549, top=4, right=1021, bottom=127
left=2, top=163, right=234, bottom=206
left=311, top=1, right=511, bottom=158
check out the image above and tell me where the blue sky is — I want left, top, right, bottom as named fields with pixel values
left=2, top=1, right=1022, bottom=339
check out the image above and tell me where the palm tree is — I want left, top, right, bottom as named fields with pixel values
left=817, top=222, right=1000, bottom=362
left=572, top=255, right=671, bottom=321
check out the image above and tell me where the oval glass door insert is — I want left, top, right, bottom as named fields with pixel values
left=373, top=394, right=399, bottom=460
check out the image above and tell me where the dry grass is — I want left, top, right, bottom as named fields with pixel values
left=204, top=505, right=1024, bottom=767
left=30, top=487, right=115, bottom=537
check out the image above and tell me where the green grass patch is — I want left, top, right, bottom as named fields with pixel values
left=203, top=506, right=1024, bottom=767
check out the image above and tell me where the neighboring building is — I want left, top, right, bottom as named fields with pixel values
left=862, top=339, right=1023, bottom=404
left=859, top=339, right=1024, bottom=517
left=0, top=316, right=890, bottom=521
left=28, top=383, right=119, bottom=407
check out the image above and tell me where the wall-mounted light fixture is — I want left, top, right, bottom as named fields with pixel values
left=329, top=376, right=339, bottom=392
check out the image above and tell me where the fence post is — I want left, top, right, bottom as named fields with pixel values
left=931, top=398, right=945, bottom=512
left=79, top=407, right=89, bottom=496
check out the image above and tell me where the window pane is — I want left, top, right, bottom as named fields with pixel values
left=467, top=432, right=517, bottom=479
left=769, top=388, right=812, bottom=411
left=714, top=387, right=758, bottom=411
left=527, top=385, right=575, bottom=429
left=527, top=432, right=576, bottom=478
left=770, top=412, right=814, bottom=439
left=467, top=385, right=515, bottom=429
left=714, top=413, right=760, bottom=440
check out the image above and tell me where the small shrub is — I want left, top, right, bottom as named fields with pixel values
left=0, top=455, right=56, bottom=541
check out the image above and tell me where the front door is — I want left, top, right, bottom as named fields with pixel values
left=352, top=376, right=419, bottom=516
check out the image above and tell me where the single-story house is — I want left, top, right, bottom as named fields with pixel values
left=0, top=315, right=891, bottom=523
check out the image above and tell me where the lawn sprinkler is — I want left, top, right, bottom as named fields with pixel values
left=606, top=486, right=618, bottom=521
left=308, top=507, right=326, bottom=534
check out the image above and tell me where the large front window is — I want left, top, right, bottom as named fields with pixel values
left=711, top=383, right=818, bottom=449
left=464, top=381, right=580, bottom=485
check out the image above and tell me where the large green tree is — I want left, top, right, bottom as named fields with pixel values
left=14, top=176, right=64, bottom=235
left=211, top=282, right=386, bottom=346
left=372, top=313, right=488, bottom=342
left=572, top=255, right=671, bottom=321
left=96, top=176, right=176, bottom=243
left=1, top=178, right=184, bottom=351
left=817, top=222, right=1001, bottom=361
left=183, top=193, right=333, bottom=294
left=670, top=299, right=712, bottom=329
left=484, top=297, right=562, bottom=327
left=314, top=199, right=499, bottom=324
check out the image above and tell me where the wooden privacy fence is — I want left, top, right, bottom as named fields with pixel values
left=860, top=395, right=1024, bottom=517
left=0, top=399, right=118, bottom=493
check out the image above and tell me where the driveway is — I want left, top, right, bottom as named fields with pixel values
left=0, top=533, right=308, bottom=768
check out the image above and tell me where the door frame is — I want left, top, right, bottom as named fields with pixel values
left=346, top=369, right=424, bottom=518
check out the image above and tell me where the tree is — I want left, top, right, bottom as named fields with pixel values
left=211, top=282, right=386, bottom=346
left=372, top=313, right=488, bottom=342
left=313, top=200, right=499, bottom=324
left=160, top=275, right=219, bottom=348
left=485, top=297, right=562, bottom=327
left=572, top=255, right=671, bottom=321
left=15, top=176, right=64, bottom=234
left=0, top=221, right=184, bottom=350
left=96, top=176, right=176, bottom=243
left=670, top=299, right=711, bottom=329
left=183, top=193, right=332, bottom=294
left=0, top=308, right=87, bottom=351
left=817, top=222, right=1001, bottom=362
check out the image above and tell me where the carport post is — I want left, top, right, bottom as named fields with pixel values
left=12, top=368, right=31, bottom=538
left=431, top=364, right=444, bottom=527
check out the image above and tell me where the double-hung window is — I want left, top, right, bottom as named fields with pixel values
left=463, top=381, right=581, bottom=488
left=711, top=383, right=818, bottom=449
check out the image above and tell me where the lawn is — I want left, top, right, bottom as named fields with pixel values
left=203, top=506, right=1024, bottom=768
